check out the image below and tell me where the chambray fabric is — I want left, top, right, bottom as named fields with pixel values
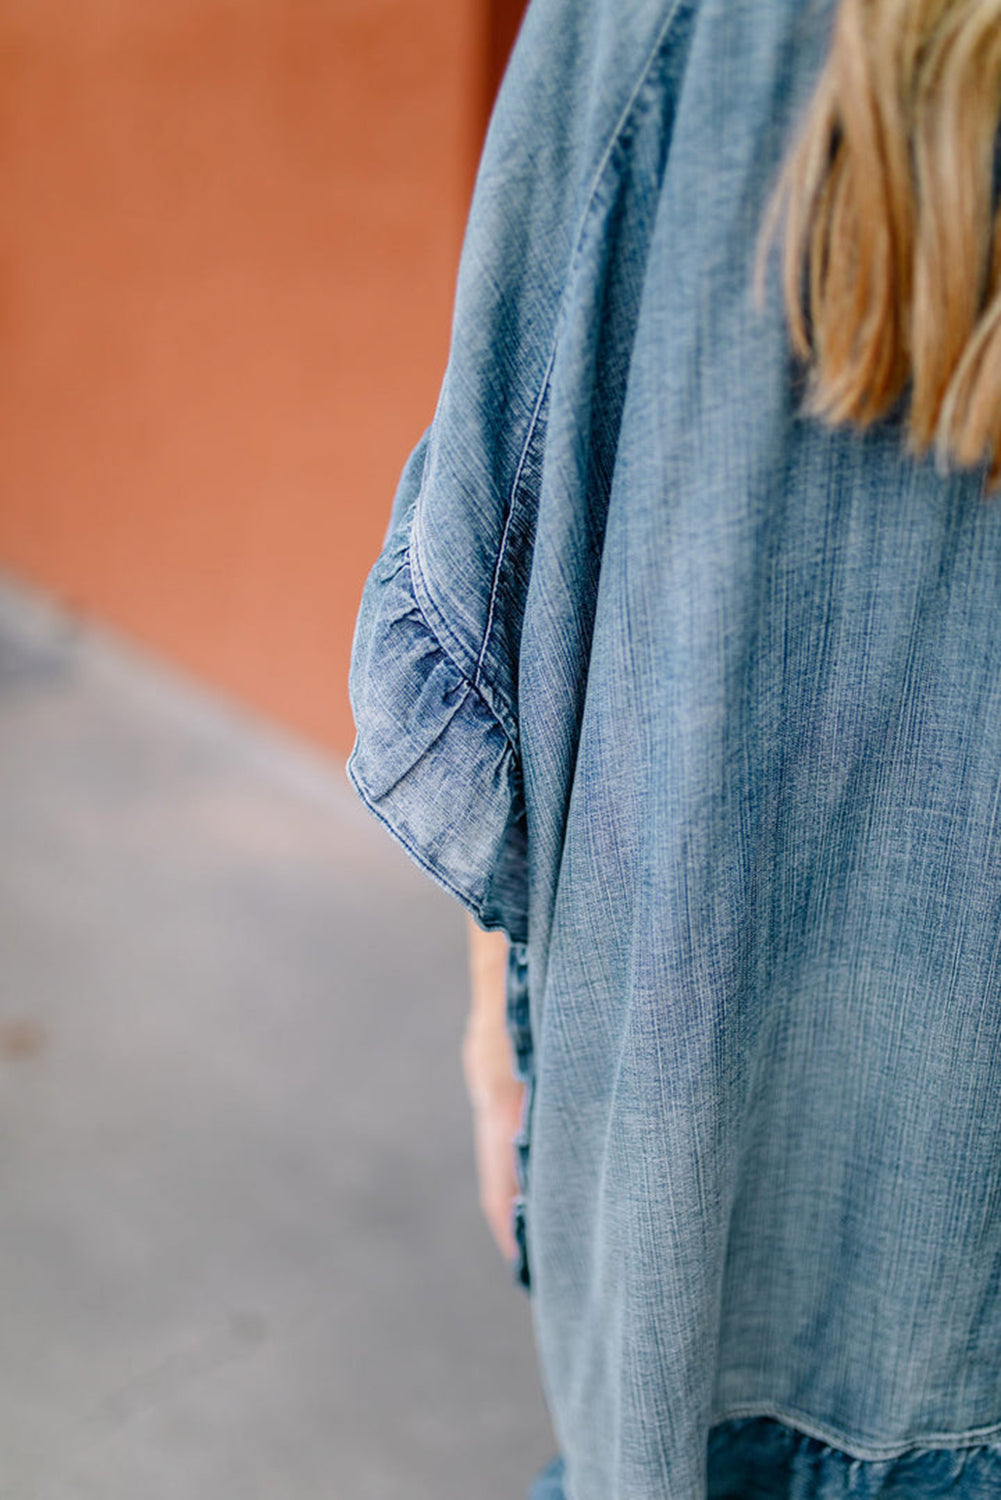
left=347, top=0, right=1001, bottom=1495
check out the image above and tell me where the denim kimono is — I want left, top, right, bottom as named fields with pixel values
left=347, top=0, right=1001, bottom=1495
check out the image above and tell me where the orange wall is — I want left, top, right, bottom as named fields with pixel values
left=0, top=0, right=510, bottom=757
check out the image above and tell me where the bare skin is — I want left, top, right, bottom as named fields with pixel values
left=462, top=913, right=525, bottom=1263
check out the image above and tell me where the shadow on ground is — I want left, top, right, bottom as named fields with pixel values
left=0, top=574, right=554, bottom=1500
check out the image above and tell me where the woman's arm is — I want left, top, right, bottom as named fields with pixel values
left=462, top=914, right=525, bottom=1263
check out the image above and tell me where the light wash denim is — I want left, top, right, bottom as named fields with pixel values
left=348, top=0, right=1001, bottom=1494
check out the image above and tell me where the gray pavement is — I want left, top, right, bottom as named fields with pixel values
left=0, top=574, right=555, bottom=1500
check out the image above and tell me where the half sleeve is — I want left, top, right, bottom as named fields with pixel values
left=347, top=422, right=531, bottom=938
left=347, top=0, right=677, bottom=941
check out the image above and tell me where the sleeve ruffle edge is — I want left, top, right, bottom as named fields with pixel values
left=347, top=541, right=528, bottom=942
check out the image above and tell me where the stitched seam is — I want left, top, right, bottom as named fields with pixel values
left=473, top=366, right=552, bottom=694
left=710, top=1402, right=1001, bottom=1463
left=441, top=0, right=693, bottom=715
left=347, top=752, right=525, bottom=939
left=347, top=752, right=486, bottom=912
left=402, top=539, right=520, bottom=759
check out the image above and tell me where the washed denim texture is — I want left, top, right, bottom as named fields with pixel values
left=347, top=0, right=1001, bottom=1495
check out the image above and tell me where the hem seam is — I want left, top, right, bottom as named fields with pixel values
left=345, top=753, right=482, bottom=920
left=710, top=1403, right=1001, bottom=1463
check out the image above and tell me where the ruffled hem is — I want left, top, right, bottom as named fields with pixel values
left=528, top=1414, right=1001, bottom=1499
left=706, top=1414, right=1001, bottom=1499
left=347, top=537, right=528, bottom=940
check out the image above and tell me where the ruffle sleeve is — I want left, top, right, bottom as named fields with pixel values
left=346, top=0, right=673, bottom=941
left=346, top=434, right=529, bottom=942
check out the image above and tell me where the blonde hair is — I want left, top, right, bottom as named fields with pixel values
left=755, top=0, right=1001, bottom=492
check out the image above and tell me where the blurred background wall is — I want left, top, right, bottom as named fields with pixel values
left=0, top=0, right=529, bottom=759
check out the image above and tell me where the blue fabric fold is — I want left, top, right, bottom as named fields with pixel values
left=705, top=1416, right=1001, bottom=1500
left=347, top=536, right=528, bottom=940
left=529, top=1419, right=1001, bottom=1500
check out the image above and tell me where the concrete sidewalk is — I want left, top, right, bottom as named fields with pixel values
left=0, top=575, right=554, bottom=1500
